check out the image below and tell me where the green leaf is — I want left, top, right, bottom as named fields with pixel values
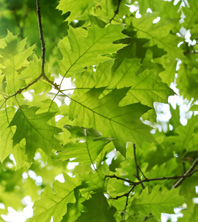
left=59, top=125, right=113, bottom=165
left=9, top=105, right=61, bottom=160
left=178, top=203, right=198, bottom=222
left=57, top=0, right=95, bottom=21
left=169, top=104, right=180, bottom=129
left=0, top=31, right=34, bottom=94
left=183, top=0, right=198, bottom=38
left=128, top=187, right=184, bottom=219
left=137, top=0, right=181, bottom=21
left=75, top=58, right=174, bottom=107
left=61, top=190, right=84, bottom=222
left=69, top=88, right=154, bottom=156
left=166, top=115, right=198, bottom=152
left=58, top=24, right=125, bottom=77
left=177, top=63, right=198, bottom=100
left=76, top=192, right=116, bottom=222
left=0, top=108, right=15, bottom=162
left=129, top=13, right=184, bottom=59
left=30, top=173, right=81, bottom=222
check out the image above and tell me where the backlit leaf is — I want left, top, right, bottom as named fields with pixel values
left=9, top=105, right=61, bottom=160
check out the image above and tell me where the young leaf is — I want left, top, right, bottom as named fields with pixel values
left=9, top=105, right=61, bottom=160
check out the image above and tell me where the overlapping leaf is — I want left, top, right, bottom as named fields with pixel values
left=128, top=186, right=184, bottom=220
left=58, top=24, right=125, bottom=77
left=182, top=0, right=198, bottom=39
left=0, top=108, right=15, bottom=162
left=57, top=0, right=118, bottom=22
left=166, top=115, right=198, bottom=152
left=137, top=0, right=181, bottom=21
left=75, top=58, right=174, bottom=107
left=178, top=203, right=198, bottom=222
left=76, top=192, right=116, bottom=222
left=59, top=125, right=113, bottom=165
left=129, top=13, right=184, bottom=59
left=177, top=63, right=198, bottom=100
left=9, top=105, right=61, bottom=160
left=30, top=174, right=81, bottom=222
left=0, top=31, right=34, bottom=94
left=57, top=0, right=95, bottom=21
left=69, top=88, right=154, bottom=156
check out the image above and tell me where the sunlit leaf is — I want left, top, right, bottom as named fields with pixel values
left=9, top=105, right=61, bottom=160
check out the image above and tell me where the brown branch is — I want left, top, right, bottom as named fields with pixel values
left=0, top=0, right=55, bottom=109
left=106, top=169, right=198, bottom=188
left=105, top=174, right=133, bottom=184
left=36, top=0, right=45, bottom=75
left=105, top=159, right=198, bottom=202
left=109, top=185, right=135, bottom=200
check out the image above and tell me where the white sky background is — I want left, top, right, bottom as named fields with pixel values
left=2, top=1, right=198, bottom=222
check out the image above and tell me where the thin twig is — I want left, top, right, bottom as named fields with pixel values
left=172, top=158, right=198, bottom=188
left=109, top=185, right=135, bottom=200
left=109, top=0, right=122, bottom=23
left=124, top=185, right=135, bottom=210
left=106, top=171, right=198, bottom=187
left=138, top=166, right=148, bottom=180
left=105, top=174, right=133, bottom=184
left=133, top=144, right=145, bottom=189
left=36, top=0, right=45, bottom=75
left=0, top=74, right=42, bottom=109
left=0, top=0, right=58, bottom=110
left=105, top=161, right=198, bottom=197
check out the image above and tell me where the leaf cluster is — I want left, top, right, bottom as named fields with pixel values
left=0, top=0, right=198, bottom=221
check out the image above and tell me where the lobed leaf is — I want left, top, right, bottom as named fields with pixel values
left=58, top=24, right=125, bottom=77
left=76, top=192, right=116, bottom=222
left=69, top=88, right=154, bottom=156
left=30, top=174, right=81, bottom=222
left=9, top=105, right=61, bottom=160
left=128, top=186, right=184, bottom=219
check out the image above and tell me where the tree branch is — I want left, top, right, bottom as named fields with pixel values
left=172, top=158, right=198, bottom=188
left=105, top=158, right=198, bottom=202
left=106, top=168, right=198, bottom=188
left=0, top=0, right=58, bottom=109
left=109, top=0, right=122, bottom=23
left=0, top=74, right=42, bottom=109
left=105, top=174, right=133, bottom=184
left=36, top=0, right=45, bottom=75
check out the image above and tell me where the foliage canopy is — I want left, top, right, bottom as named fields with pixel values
left=0, top=0, right=198, bottom=221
